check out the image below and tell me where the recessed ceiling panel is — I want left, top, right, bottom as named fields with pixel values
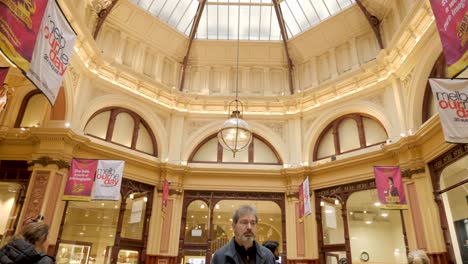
left=130, top=0, right=355, bottom=41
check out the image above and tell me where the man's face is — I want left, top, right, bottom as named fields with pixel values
left=233, top=213, right=257, bottom=245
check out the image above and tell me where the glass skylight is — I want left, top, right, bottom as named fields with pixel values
left=131, top=0, right=355, bottom=40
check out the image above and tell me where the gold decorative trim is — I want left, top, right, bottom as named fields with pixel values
left=28, top=156, right=70, bottom=169
left=401, top=167, right=425, bottom=178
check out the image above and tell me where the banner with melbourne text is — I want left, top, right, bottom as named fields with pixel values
left=429, top=0, right=468, bottom=77
left=25, top=0, right=76, bottom=105
left=429, top=78, right=468, bottom=143
left=63, top=159, right=98, bottom=201
left=0, top=0, right=76, bottom=105
left=92, top=160, right=125, bottom=201
left=374, top=166, right=407, bottom=210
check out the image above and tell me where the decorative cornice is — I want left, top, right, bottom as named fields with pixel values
left=401, top=167, right=425, bottom=178
left=28, top=156, right=70, bottom=170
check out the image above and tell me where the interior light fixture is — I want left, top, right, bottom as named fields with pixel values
left=217, top=5, right=252, bottom=157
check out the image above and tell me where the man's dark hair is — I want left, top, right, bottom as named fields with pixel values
left=262, top=240, right=279, bottom=254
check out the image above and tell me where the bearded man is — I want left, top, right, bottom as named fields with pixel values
left=211, top=205, right=276, bottom=264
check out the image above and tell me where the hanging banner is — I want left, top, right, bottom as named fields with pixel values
left=92, top=160, right=125, bottom=201
left=63, top=159, right=98, bottom=201
left=298, top=181, right=304, bottom=220
left=0, top=0, right=76, bottom=105
left=162, top=179, right=169, bottom=208
left=429, top=78, right=468, bottom=143
left=374, top=166, right=407, bottom=210
left=303, top=176, right=311, bottom=216
left=26, top=0, right=76, bottom=105
left=0, top=67, right=9, bottom=111
left=428, top=0, right=468, bottom=77
left=0, top=0, right=49, bottom=71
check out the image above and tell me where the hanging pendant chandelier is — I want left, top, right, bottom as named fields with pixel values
left=217, top=5, right=252, bottom=157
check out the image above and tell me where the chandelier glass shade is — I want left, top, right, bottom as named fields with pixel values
left=217, top=5, right=252, bottom=157
left=217, top=100, right=252, bottom=157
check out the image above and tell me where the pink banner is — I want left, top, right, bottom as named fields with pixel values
left=63, top=159, right=98, bottom=201
left=0, top=0, right=49, bottom=71
left=162, top=179, right=169, bottom=207
left=298, top=182, right=304, bottom=219
left=429, top=0, right=468, bottom=77
left=374, top=166, right=408, bottom=210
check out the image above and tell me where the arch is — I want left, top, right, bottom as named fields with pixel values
left=181, top=119, right=287, bottom=163
left=14, top=90, right=48, bottom=128
left=303, top=101, right=391, bottom=162
left=407, top=31, right=443, bottom=129
left=80, top=94, right=167, bottom=157
left=187, top=133, right=283, bottom=165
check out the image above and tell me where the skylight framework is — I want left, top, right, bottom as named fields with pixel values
left=131, top=0, right=355, bottom=40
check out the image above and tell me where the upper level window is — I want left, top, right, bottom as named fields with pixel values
left=84, top=108, right=158, bottom=156
left=15, top=91, right=49, bottom=128
left=314, top=113, right=387, bottom=160
left=422, top=53, right=446, bottom=123
left=189, top=134, right=282, bottom=164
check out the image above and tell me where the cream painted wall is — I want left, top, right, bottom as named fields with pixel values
left=0, top=187, right=16, bottom=235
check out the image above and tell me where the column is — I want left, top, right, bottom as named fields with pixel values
left=310, top=56, right=319, bottom=87
left=133, top=43, right=146, bottom=74
left=287, top=118, right=302, bottom=166
left=263, top=67, right=272, bottom=95
left=349, top=37, right=359, bottom=70
left=21, top=159, right=69, bottom=254
left=391, top=76, right=407, bottom=134
left=155, top=53, right=165, bottom=83
left=167, top=114, right=185, bottom=163
left=329, top=48, right=338, bottom=78
left=114, top=33, right=127, bottom=64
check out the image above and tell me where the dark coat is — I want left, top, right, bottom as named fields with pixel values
left=0, top=239, right=54, bottom=264
left=212, top=238, right=276, bottom=264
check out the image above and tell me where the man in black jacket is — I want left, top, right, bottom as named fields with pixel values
left=211, top=205, right=276, bottom=264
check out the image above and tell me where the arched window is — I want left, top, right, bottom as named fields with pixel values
left=84, top=107, right=158, bottom=156
left=314, top=114, right=387, bottom=161
left=15, top=90, right=49, bottom=128
left=422, top=53, right=446, bottom=123
left=188, top=134, right=282, bottom=165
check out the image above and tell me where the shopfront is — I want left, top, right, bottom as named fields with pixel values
left=179, top=190, right=285, bottom=264
left=315, top=179, right=407, bottom=264
left=0, top=160, right=30, bottom=246
left=55, top=178, right=154, bottom=264
left=429, top=143, right=468, bottom=264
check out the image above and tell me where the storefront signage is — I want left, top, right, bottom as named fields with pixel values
left=129, top=199, right=143, bottom=224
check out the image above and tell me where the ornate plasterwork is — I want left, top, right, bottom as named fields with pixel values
left=23, top=171, right=50, bottom=222
left=185, top=120, right=212, bottom=138
left=262, top=122, right=285, bottom=141
left=28, top=156, right=70, bottom=169
left=365, top=92, right=384, bottom=107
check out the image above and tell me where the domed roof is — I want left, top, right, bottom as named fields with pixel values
left=130, top=0, right=356, bottom=41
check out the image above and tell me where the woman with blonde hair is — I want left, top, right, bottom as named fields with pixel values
left=408, top=249, right=430, bottom=264
left=0, top=221, right=54, bottom=263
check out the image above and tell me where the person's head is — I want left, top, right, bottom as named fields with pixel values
left=263, top=240, right=280, bottom=259
left=388, top=177, right=394, bottom=186
left=20, top=222, right=49, bottom=252
left=408, top=250, right=430, bottom=264
left=232, top=205, right=258, bottom=247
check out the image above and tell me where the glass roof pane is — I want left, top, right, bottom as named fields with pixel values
left=218, top=5, right=229, bottom=40
left=250, top=5, right=261, bottom=40
left=131, top=0, right=354, bottom=40
left=259, top=5, right=272, bottom=40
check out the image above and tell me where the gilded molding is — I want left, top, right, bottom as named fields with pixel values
left=28, top=156, right=70, bottom=170
left=401, top=167, right=425, bottom=179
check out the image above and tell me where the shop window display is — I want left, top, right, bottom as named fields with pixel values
left=440, top=156, right=468, bottom=264
left=59, top=200, right=120, bottom=264
left=347, top=189, right=406, bottom=263
left=0, top=182, right=23, bottom=246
